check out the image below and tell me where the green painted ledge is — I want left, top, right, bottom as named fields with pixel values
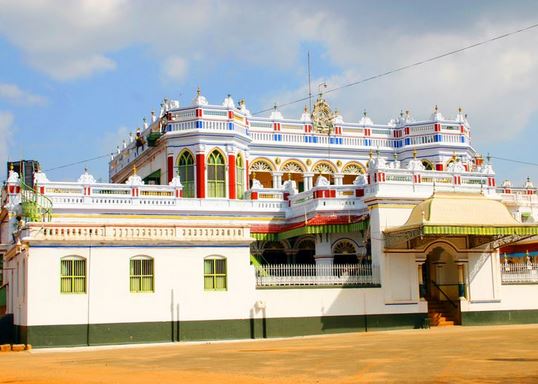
left=462, top=309, right=538, bottom=325
left=19, top=312, right=426, bottom=348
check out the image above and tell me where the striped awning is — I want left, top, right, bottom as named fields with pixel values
left=251, top=221, right=368, bottom=242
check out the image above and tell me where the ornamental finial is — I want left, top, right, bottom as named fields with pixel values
left=413, top=148, right=417, bottom=159
left=458, top=106, right=463, bottom=113
left=369, top=149, right=374, bottom=160
left=434, top=105, right=438, bottom=112
left=133, top=165, right=137, bottom=175
left=452, top=151, right=457, bottom=161
left=363, top=109, right=367, bottom=117
left=487, top=153, right=491, bottom=164
left=288, top=172, right=291, bottom=181
left=304, top=105, right=308, bottom=113
left=9, top=162, right=14, bottom=171
left=197, top=86, right=201, bottom=96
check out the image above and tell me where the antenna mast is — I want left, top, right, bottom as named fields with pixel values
left=307, top=51, right=312, bottom=113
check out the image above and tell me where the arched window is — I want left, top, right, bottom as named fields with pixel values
left=60, top=256, right=86, bottom=293
left=236, top=154, right=245, bottom=199
left=178, top=151, right=195, bottom=198
left=207, top=150, right=226, bottom=198
left=204, top=256, right=227, bottom=290
left=130, top=256, right=154, bottom=293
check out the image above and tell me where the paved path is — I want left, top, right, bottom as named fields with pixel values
left=1, top=325, right=538, bottom=383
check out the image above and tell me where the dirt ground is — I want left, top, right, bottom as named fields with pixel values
left=1, top=324, right=538, bottom=384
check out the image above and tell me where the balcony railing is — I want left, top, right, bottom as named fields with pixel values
left=255, top=264, right=380, bottom=287
left=501, top=263, right=538, bottom=284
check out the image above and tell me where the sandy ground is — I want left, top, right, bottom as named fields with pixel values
left=1, top=324, right=538, bottom=384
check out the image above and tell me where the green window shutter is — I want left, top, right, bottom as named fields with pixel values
left=60, top=257, right=86, bottom=294
left=130, top=258, right=154, bottom=293
left=204, top=258, right=227, bottom=291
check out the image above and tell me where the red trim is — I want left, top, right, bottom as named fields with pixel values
left=167, top=155, right=174, bottom=183
left=228, top=154, right=236, bottom=199
left=228, top=110, right=234, bottom=119
left=196, top=109, right=202, bottom=118
left=196, top=153, right=205, bottom=198
left=435, top=163, right=444, bottom=171
left=434, top=123, right=441, bottom=132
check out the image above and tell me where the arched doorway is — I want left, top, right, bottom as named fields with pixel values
left=261, top=241, right=288, bottom=264
left=312, top=161, right=336, bottom=186
left=342, top=162, right=366, bottom=185
left=294, top=237, right=315, bottom=264
left=423, top=244, right=463, bottom=325
left=249, top=158, right=274, bottom=189
left=281, top=160, right=306, bottom=192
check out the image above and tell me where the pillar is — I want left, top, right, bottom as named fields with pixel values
left=333, top=173, right=344, bottom=186
left=417, top=261, right=425, bottom=300
left=457, top=263, right=465, bottom=299
left=304, top=172, right=314, bottom=191
left=228, top=153, right=236, bottom=199
left=196, top=152, right=205, bottom=198
left=272, top=172, right=283, bottom=189
left=167, top=154, right=174, bottom=183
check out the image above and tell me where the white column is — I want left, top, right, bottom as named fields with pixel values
left=304, top=172, right=314, bottom=191
left=333, top=173, right=344, bottom=186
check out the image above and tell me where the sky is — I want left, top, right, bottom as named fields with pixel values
left=0, top=0, right=538, bottom=185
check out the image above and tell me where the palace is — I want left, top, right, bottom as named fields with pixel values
left=1, top=89, right=538, bottom=347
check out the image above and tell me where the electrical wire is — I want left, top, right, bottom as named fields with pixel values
left=490, top=156, right=538, bottom=167
left=253, top=22, right=538, bottom=115
left=44, top=153, right=110, bottom=172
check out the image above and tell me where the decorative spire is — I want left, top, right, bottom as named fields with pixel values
left=133, top=165, right=137, bottom=175
left=197, top=86, right=201, bottom=96
left=369, top=149, right=374, bottom=160
left=413, top=148, right=417, bottom=159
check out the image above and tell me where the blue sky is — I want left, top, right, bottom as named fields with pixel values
left=0, top=0, right=537, bottom=185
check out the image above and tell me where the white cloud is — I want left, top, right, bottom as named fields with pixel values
left=0, top=83, right=47, bottom=106
left=162, top=56, right=188, bottom=82
left=0, top=1, right=537, bottom=148
left=0, top=111, right=14, bottom=180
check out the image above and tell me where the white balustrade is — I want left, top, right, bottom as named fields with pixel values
left=501, top=263, right=538, bottom=284
left=255, top=264, right=380, bottom=287
left=25, top=223, right=251, bottom=243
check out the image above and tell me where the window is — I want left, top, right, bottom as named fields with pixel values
left=61, top=256, right=86, bottom=293
left=236, top=154, right=245, bottom=199
left=178, top=151, right=195, bottom=198
left=207, top=150, right=226, bottom=198
left=204, top=257, right=227, bottom=290
left=130, top=257, right=154, bottom=293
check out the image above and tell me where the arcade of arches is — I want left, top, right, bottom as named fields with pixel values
left=248, top=159, right=366, bottom=192
left=251, top=237, right=371, bottom=266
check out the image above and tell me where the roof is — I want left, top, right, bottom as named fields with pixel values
left=385, top=192, right=538, bottom=236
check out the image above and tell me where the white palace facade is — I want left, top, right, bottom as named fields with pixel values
left=1, top=90, right=538, bottom=347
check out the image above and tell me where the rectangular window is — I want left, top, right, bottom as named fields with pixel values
left=61, top=258, right=86, bottom=293
left=130, top=258, right=154, bottom=292
left=204, top=258, right=227, bottom=290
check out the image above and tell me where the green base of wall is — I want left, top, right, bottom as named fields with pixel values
left=19, top=313, right=426, bottom=348
left=462, top=309, right=538, bottom=325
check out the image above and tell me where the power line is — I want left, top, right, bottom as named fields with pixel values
left=490, top=156, right=538, bottom=167
left=44, top=153, right=110, bottom=172
left=253, top=22, right=538, bottom=115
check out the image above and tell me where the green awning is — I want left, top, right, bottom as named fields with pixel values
left=251, top=221, right=369, bottom=242
left=422, top=225, right=538, bottom=236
